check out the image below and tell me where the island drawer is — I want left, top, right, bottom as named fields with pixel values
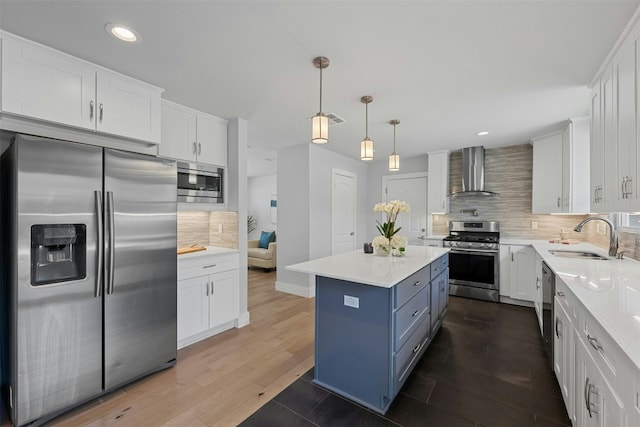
left=430, top=255, right=447, bottom=278
left=394, top=285, right=429, bottom=350
left=394, top=316, right=430, bottom=389
left=394, top=267, right=430, bottom=309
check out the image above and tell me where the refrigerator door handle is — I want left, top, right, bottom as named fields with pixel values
left=95, top=191, right=104, bottom=298
left=107, top=191, right=116, bottom=295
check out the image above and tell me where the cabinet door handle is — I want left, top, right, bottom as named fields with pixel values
left=557, top=197, right=561, bottom=208
left=90, top=100, right=94, bottom=121
left=193, top=142, right=197, bottom=154
left=585, top=377, right=592, bottom=418
left=413, top=280, right=421, bottom=287
left=587, top=334, right=603, bottom=352
left=412, top=343, right=422, bottom=354
left=627, top=177, right=633, bottom=198
left=412, top=309, right=420, bottom=317
left=198, top=143, right=202, bottom=155
left=555, top=317, right=560, bottom=338
left=511, top=253, right=514, bottom=262
left=536, top=277, right=540, bottom=290
left=99, top=103, right=104, bottom=122
left=210, top=283, right=214, bottom=295
left=205, top=282, right=209, bottom=296
left=557, top=291, right=564, bottom=297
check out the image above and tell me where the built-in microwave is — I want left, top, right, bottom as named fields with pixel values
left=177, top=162, right=223, bottom=204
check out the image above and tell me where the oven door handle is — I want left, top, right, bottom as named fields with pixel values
left=448, top=248, right=498, bottom=254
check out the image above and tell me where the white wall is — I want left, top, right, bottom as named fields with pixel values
left=276, top=144, right=369, bottom=297
left=308, top=145, right=369, bottom=261
left=247, top=174, right=277, bottom=240
left=276, top=144, right=311, bottom=296
left=365, top=154, right=428, bottom=239
left=227, top=118, right=250, bottom=327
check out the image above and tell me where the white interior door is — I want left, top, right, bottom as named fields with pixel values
left=332, top=169, right=357, bottom=255
left=383, top=173, right=428, bottom=245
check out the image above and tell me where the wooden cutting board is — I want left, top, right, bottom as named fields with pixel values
left=178, top=244, right=207, bottom=255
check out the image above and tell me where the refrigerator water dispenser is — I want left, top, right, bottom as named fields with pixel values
left=30, top=224, right=86, bottom=285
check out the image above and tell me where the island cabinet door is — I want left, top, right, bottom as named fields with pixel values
left=314, top=277, right=393, bottom=413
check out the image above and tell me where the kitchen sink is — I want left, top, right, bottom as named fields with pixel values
left=548, top=250, right=610, bottom=260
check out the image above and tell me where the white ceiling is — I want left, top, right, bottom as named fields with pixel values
left=1, top=1, right=638, bottom=177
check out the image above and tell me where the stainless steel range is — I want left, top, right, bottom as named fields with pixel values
left=443, top=221, right=500, bottom=302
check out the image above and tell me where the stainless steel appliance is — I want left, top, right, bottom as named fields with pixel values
left=177, top=161, right=223, bottom=204
left=0, top=134, right=177, bottom=426
left=443, top=221, right=500, bottom=302
left=449, top=146, right=498, bottom=197
left=541, top=261, right=555, bottom=367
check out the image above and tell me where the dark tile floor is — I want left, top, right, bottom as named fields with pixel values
left=239, top=296, right=571, bottom=427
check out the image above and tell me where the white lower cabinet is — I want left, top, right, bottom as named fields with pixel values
left=549, top=267, right=637, bottom=427
left=534, top=253, right=543, bottom=333
left=575, top=333, right=624, bottom=427
left=499, top=244, right=536, bottom=302
left=177, top=252, right=240, bottom=349
left=554, top=294, right=574, bottom=419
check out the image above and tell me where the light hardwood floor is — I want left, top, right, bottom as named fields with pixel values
left=4, top=269, right=315, bottom=427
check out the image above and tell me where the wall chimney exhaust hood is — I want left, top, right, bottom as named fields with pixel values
left=449, top=146, right=498, bottom=197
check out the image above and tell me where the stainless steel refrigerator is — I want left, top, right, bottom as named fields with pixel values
left=0, top=134, right=177, bottom=426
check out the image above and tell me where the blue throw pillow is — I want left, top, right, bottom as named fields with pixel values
left=259, top=231, right=275, bottom=249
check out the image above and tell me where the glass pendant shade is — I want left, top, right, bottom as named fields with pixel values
left=389, top=153, right=400, bottom=171
left=312, top=113, right=328, bottom=144
left=361, top=138, right=374, bottom=161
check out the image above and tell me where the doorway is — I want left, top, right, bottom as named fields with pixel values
left=382, top=173, right=428, bottom=245
left=331, top=169, right=357, bottom=255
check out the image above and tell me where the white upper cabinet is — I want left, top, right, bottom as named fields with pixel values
left=532, top=131, right=563, bottom=213
left=532, top=118, right=589, bottom=214
left=427, top=150, right=449, bottom=214
left=1, top=35, right=96, bottom=130
left=590, top=82, right=604, bottom=210
left=95, top=71, right=161, bottom=143
left=160, top=100, right=227, bottom=166
left=0, top=32, right=162, bottom=144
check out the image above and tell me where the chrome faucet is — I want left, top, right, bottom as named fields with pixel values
left=573, top=217, right=618, bottom=257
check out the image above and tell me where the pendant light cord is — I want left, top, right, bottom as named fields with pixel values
left=319, top=65, right=323, bottom=114
left=365, top=101, right=369, bottom=139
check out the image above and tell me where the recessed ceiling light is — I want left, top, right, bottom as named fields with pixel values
left=105, top=24, right=140, bottom=43
left=477, top=131, right=489, bottom=136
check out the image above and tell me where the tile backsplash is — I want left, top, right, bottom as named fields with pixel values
left=431, top=143, right=640, bottom=260
left=177, top=211, right=238, bottom=249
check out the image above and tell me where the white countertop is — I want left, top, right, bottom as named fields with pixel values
left=532, top=241, right=640, bottom=371
left=286, top=245, right=450, bottom=288
left=177, top=245, right=238, bottom=260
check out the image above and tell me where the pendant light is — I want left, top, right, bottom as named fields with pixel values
left=311, top=56, right=330, bottom=144
left=360, top=96, right=374, bottom=161
left=389, top=119, right=400, bottom=171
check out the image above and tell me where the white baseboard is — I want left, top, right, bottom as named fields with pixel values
left=275, top=280, right=315, bottom=298
left=236, top=311, right=250, bottom=328
left=500, top=296, right=534, bottom=308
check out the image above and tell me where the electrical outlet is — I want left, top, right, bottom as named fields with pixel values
left=344, top=295, right=359, bottom=309
left=531, top=221, right=538, bottom=230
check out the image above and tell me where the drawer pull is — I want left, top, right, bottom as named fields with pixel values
left=434, top=267, right=440, bottom=272
left=412, top=309, right=420, bottom=317
left=587, top=334, right=603, bottom=352
left=413, top=280, right=421, bottom=287
left=412, top=343, right=421, bottom=354
left=557, top=291, right=565, bottom=297
left=203, top=264, right=217, bottom=269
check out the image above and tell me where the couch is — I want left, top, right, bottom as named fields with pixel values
left=248, top=239, right=277, bottom=271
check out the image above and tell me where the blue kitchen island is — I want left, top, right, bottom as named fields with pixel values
left=287, top=245, right=450, bottom=414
